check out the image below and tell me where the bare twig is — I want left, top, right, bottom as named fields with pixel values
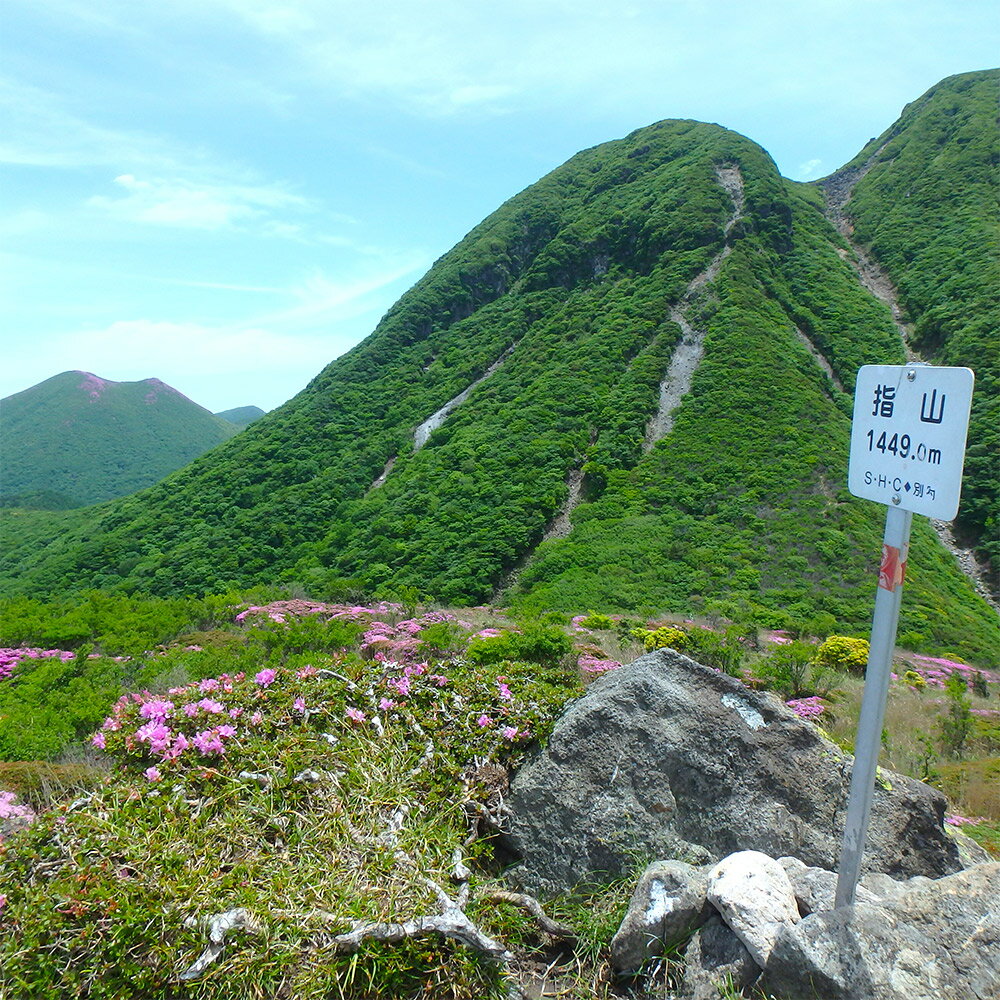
left=483, top=891, right=576, bottom=941
left=178, top=908, right=262, bottom=981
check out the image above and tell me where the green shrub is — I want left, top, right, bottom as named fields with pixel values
left=815, top=635, right=869, bottom=674
left=754, top=641, right=815, bottom=699
left=635, top=626, right=688, bottom=653
left=685, top=625, right=745, bottom=676
left=940, top=673, right=972, bottom=759
left=579, top=611, right=615, bottom=630
left=417, top=621, right=466, bottom=657
left=466, top=622, right=572, bottom=667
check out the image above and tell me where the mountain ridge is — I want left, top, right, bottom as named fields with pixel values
left=1, top=73, right=996, bottom=662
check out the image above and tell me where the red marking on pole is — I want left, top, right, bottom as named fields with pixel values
left=878, top=544, right=906, bottom=591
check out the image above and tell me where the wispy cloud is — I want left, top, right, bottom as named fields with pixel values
left=88, top=173, right=310, bottom=231
left=36, top=259, right=426, bottom=378
left=0, top=76, right=196, bottom=170
left=795, top=159, right=824, bottom=181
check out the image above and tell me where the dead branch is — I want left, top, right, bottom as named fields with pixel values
left=483, top=890, right=577, bottom=941
left=178, top=908, right=262, bottom=981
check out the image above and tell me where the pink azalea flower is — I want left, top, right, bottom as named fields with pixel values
left=192, top=730, right=225, bottom=755
left=502, top=726, right=519, bottom=741
left=91, top=731, right=106, bottom=749
left=215, top=724, right=237, bottom=738
left=250, top=711, right=264, bottom=725
left=139, top=699, right=174, bottom=720
left=199, top=678, right=219, bottom=693
left=497, top=680, right=513, bottom=701
left=477, top=715, right=492, bottom=728
left=144, top=767, right=162, bottom=782
left=198, top=698, right=225, bottom=714
left=379, top=697, right=396, bottom=711
left=254, top=668, right=277, bottom=687
left=136, top=721, right=172, bottom=750
left=229, top=707, right=243, bottom=719
left=389, top=676, right=411, bottom=697
left=183, top=703, right=199, bottom=717
left=345, top=706, right=365, bottom=723
left=293, top=697, right=306, bottom=712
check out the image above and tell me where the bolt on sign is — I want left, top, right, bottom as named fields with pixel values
left=848, top=364, right=975, bottom=519
left=835, top=363, right=974, bottom=909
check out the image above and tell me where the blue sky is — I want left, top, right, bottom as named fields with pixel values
left=2, top=0, right=996, bottom=413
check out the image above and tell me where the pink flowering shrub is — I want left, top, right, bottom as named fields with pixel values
left=899, top=653, right=999, bottom=689
left=945, top=813, right=986, bottom=827
left=786, top=696, right=826, bottom=720
left=0, top=790, right=36, bottom=824
left=0, top=646, right=76, bottom=682
left=577, top=653, right=622, bottom=675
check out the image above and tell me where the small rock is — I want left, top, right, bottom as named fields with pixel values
left=706, top=850, right=799, bottom=967
left=682, top=914, right=760, bottom=1000
left=778, top=856, right=878, bottom=914
left=760, top=862, right=1000, bottom=1000
left=610, top=859, right=712, bottom=974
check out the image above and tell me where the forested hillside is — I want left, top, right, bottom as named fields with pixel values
left=0, top=80, right=996, bottom=660
left=0, top=372, right=242, bottom=508
left=827, top=69, right=999, bottom=580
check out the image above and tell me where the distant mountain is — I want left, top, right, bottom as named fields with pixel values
left=214, top=405, right=266, bottom=429
left=0, top=372, right=242, bottom=508
left=0, top=72, right=996, bottom=661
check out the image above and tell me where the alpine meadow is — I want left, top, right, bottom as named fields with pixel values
left=0, top=68, right=999, bottom=1000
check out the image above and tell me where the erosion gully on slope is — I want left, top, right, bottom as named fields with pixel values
left=642, top=163, right=745, bottom=451
left=367, top=345, right=516, bottom=494
left=497, top=164, right=747, bottom=602
left=822, top=157, right=998, bottom=610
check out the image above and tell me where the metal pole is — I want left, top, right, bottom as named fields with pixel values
left=834, top=503, right=913, bottom=908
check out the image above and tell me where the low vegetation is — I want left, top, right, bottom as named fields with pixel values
left=1, top=591, right=996, bottom=998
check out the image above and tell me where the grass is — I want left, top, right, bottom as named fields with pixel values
left=1, top=597, right=997, bottom=998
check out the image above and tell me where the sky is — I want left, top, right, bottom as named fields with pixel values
left=2, top=1, right=996, bottom=414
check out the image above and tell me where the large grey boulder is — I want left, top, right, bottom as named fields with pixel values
left=502, top=650, right=960, bottom=892
left=759, top=863, right=1000, bottom=1000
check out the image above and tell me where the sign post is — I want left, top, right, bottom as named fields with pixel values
left=835, top=363, right=974, bottom=908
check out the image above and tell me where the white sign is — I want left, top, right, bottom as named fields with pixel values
left=849, top=364, right=974, bottom=520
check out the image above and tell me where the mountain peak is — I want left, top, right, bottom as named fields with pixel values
left=0, top=372, right=242, bottom=508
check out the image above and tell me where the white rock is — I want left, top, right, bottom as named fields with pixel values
left=706, top=850, right=800, bottom=967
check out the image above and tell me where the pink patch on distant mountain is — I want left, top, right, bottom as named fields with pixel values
left=77, top=371, right=110, bottom=400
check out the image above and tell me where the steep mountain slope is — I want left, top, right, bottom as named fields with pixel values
left=0, top=98, right=996, bottom=658
left=0, top=372, right=242, bottom=508
left=821, top=69, right=999, bottom=583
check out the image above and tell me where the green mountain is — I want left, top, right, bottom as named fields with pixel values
left=823, top=68, right=999, bottom=574
left=1, top=72, right=996, bottom=660
left=214, top=405, right=266, bottom=428
left=0, top=372, right=242, bottom=508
